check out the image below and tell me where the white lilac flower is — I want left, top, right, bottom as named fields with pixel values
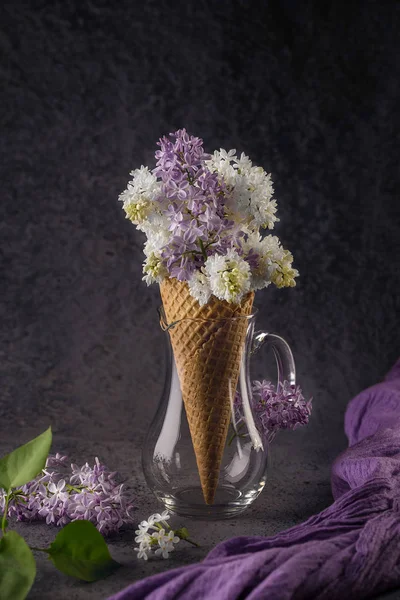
left=135, top=545, right=151, bottom=560
left=154, top=532, right=180, bottom=559
left=119, top=166, right=161, bottom=225
left=243, top=233, right=282, bottom=291
left=123, top=198, right=152, bottom=224
left=152, top=510, right=171, bottom=524
left=143, top=252, right=168, bottom=285
left=163, top=530, right=180, bottom=546
left=135, top=529, right=152, bottom=545
left=233, top=151, right=252, bottom=173
left=270, top=250, right=299, bottom=289
left=137, top=212, right=170, bottom=241
left=151, top=527, right=166, bottom=541
left=205, top=148, right=253, bottom=184
left=128, top=165, right=161, bottom=195
left=188, top=269, right=212, bottom=306
left=134, top=512, right=185, bottom=561
left=142, top=224, right=170, bottom=253
left=138, top=515, right=157, bottom=529
left=205, top=249, right=251, bottom=304
left=232, top=166, right=278, bottom=230
left=205, top=148, right=278, bottom=231
left=205, top=148, right=238, bottom=187
left=142, top=233, right=170, bottom=286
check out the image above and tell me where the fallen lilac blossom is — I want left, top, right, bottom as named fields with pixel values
left=0, top=455, right=135, bottom=536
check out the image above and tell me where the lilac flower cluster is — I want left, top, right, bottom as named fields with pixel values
left=153, top=130, right=237, bottom=281
left=119, top=129, right=299, bottom=305
left=0, top=454, right=135, bottom=536
left=235, top=380, right=312, bottom=442
left=134, top=510, right=180, bottom=560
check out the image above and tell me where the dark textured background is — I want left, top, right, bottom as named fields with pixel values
left=1, top=1, right=399, bottom=598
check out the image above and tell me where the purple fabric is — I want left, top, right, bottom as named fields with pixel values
left=109, top=360, right=400, bottom=600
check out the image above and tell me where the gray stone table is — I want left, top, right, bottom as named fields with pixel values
left=0, top=425, right=338, bottom=599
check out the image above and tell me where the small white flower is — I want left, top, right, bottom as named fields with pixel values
left=154, top=546, right=172, bottom=559
left=119, top=166, right=161, bottom=225
left=153, top=529, right=180, bottom=559
left=128, top=165, right=160, bottom=192
left=151, top=527, right=167, bottom=541
left=133, top=511, right=193, bottom=561
left=142, top=252, right=168, bottom=285
left=165, top=530, right=180, bottom=544
left=139, top=514, right=158, bottom=529
left=233, top=152, right=252, bottom=173
left=152, top=510, right=171, bottom=523
left=270, top=250, right=299, bottom=288
left=188, top=269, right=212, bottom=306
left=134, top=545, right=152, bottom=560
left=139, top=213, right=171, bottom=249
left=205, top=148, right=238, bottom=187
left=134, top=530, right=152, bottom=545
left=122, top=197, right=152, bottom=225
left=142, top=228, right=170, bottom=255
left=243, top=233, right=284, bottom=291
left=232, top=166, right=278, bottom=230
left=205, top=249, right=251, bottom=304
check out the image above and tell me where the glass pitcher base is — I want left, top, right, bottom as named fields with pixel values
left=154, top=483, right=265, bottom=520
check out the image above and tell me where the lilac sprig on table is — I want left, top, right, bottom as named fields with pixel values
left=234, top=380, right=312, bottom=443
left=119, top=129, right=298, bottom=305
left=0, top=428, right=122, bottom=596
left=134, top=510, right=198, bottom=561
left=0, top=454, right=135, bottom=536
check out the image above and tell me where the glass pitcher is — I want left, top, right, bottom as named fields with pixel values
left=142, top=308, right=296, bottom=519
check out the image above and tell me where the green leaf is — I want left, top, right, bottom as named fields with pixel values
left=174, top=527, right=199, bottom=547
left=0, top=428, right=52, bottom=490
left=175, top=527, right=190, bottom=540
left=47, top=521, right=120, bottom=582
left=0, top=531, right=36, bottom=600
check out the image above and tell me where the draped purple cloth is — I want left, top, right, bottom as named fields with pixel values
left=110, top=360, right=400, bottom=600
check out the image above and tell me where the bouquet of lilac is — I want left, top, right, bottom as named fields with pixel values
left=119, top=129, right=298, bottom=305
left=234, top=380, right=312, bottom=443
left=0, top=454, right=135, bottom=536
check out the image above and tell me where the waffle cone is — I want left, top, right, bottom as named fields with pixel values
left=160, top=277, right=254, bottom=504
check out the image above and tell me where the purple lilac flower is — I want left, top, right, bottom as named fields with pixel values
left=235, top=380, right=312, bottom=441
left=46, top=453, right=69, bottom=467
left=151, top=129, right=239, bottom=278
left=0, top=456, right=135, bottom=536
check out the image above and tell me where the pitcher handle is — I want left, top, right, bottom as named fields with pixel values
left=251, top=331, right=296, bottom=389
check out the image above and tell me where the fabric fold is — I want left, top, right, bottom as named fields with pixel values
left=109, top=359, right=400, bottom=600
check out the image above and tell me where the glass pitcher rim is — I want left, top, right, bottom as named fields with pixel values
left=158, top=305, right=259, bottom=332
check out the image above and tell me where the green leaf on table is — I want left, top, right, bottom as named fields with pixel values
left=0, top=531, right=36, bottom=600
left=0, top=427, right=52, bottom=490
left=47, top=521, right=120, bottom=582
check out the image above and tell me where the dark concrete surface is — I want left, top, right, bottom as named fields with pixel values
left=0, top=428, right=334, bottom=599
left=1, top=0, right=399, bottom=598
